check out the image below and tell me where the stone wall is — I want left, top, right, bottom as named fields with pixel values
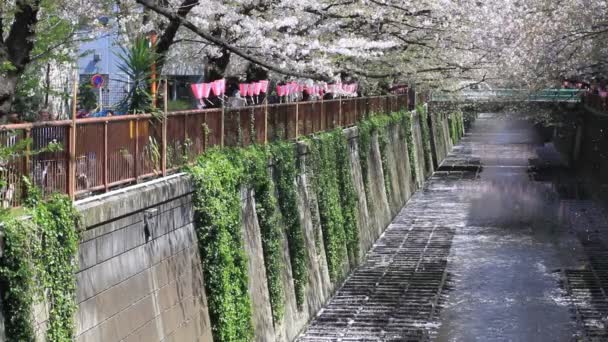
left=74, top=175, right=213, bottom=342
left=52, top=109, right=455, bottom=342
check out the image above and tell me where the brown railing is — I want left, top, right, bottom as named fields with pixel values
left=0, top=94, right=408, bottom=207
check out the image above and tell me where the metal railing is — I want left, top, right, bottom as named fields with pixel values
left=431, top=88, right=584, bottom=103
left=0, top=94, right=409, bottom=207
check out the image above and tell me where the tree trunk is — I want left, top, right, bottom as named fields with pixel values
left=206, top=49, right=231, bottom=81
left=0, top=72, right=19, bottom=117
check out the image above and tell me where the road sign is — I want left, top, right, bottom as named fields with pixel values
left=91, top=74, right=105, bottom=88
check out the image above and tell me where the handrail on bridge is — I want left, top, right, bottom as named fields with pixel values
left=431, top=88, right=584, bottom=103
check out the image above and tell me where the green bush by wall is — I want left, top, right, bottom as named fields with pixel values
left=417, top=105, right=433, bottom=173
left=189, top=150, right=254, bottom=342
left=395, top=111, right=418, bottom=183
left=449, top=111, right=465, bottom=144
left=239, top=147, right=286, bottom=323
left=0, top=188, right=80, bottom=342
left=270, top=142, right=308, bottom=309
left=308, top=129, right=360, bottom=279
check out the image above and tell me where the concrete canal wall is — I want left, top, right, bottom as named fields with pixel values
left=34, top=109, right=457, bottom=342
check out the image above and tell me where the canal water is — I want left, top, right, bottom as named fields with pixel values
left=435, top=113, right=587, bottom=342
left=299, top=112, right=608, bottom=341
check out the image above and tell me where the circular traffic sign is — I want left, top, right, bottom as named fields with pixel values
left=91, top=74, right=105, bottom=88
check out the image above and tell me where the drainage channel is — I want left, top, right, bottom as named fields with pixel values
left=297, top=174, right=465, bottom=341
left=561, top=200, right=608, bottom=341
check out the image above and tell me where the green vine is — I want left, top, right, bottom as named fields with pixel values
left=189, top=150, right=253, bottom=342
left=357, top=120, right=373, bottom=202
left=332, top=132, right=360, bottom=264
left=0, top=218, right=37, bottom=341
left=270, top=142, right=308, bottom=309
left=395, top=111, right=417, bottom=183
left=238, top=146, right=285, bottom=324
left=449, top=111, right=464, bottom=145
left=358, top=114, right=400, bottom=202
left=308, top=133, right=347, bottom=280
left=0, top=184, right=80, bottom=342
left=417, top=104, right=433, bottom=173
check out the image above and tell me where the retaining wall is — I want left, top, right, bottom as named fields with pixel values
left=20, top=109, right=455, bottom=342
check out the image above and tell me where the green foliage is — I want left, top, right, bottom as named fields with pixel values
left=334, top=133, right=359, bottom=264
left=0, top=218, right=36, bottom=341
left=270, top=142, right=308, bottom=308
left=167, top=99, right=193, bottom=112
left=309, top=130, right=360, bottom=275
left=78, top=83, right=98, bottom=111
left=395, top=111, right=418, bottom=183
left=34, top=195, right=80, bottom=341
left=237, top=146, right=285, bottom=324
left=188, top=150, right=253, bottom=342
left=116, top=37, right=160, bottom=115
left=417, top=105, right=433, bottom=173
left=449, top=112, right=459, bottom=144
left=309, top=133, right=346, bottom=280
left=358, top=114, right=399, bottom=202
left=0, top=192, right=80, bottom=342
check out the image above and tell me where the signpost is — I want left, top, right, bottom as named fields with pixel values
left=91, top=74, right=105, bottom=111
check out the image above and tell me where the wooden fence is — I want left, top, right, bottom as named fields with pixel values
left=0, top=94, right=408, bottom=207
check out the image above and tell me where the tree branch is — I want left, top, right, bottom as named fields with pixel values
left=156, top=0, right=199, bottom=70
left=136, top=0, right=331, bottom=81
left=5, top=0, right=41, bottom=71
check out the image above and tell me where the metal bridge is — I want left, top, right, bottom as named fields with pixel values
left=431, top=88, right=584, bottom=103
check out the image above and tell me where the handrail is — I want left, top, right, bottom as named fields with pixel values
left=0, top=94, right=409, bottom=207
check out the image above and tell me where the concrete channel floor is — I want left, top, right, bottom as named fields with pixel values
left=298, top=113, right=608, bottom=341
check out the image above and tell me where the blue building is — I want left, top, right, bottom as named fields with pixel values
left=77, top=24, right=205, bottom=111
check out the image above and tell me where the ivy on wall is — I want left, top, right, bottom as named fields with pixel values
left=308, top=129, right=361, bottom=278
left=417, top=104, right=433, bottom=173
left=189, top=150, right=254, bottom=342
left=0, top=188, right=80, bottom=342
left=239, top=147, right=285, bottom=324
left=270, top=142, right=308, bottom=309
left=395, top=111, right=418, bottom=184
left=358, top=112, right=416, bottom=202
left=333, top=132, right=360, bottom=264
left=186, top=107, right=432, bottom=339
left=449, top=111, right=465, bottom=145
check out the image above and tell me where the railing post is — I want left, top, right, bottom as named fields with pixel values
left=68, top=71, right=78, bottom=200
left=264, top=99, right=268, bottom=144
left=338, top=97, right=343, bottom=127
left=321, top=97, right=326, bottom=131
left=184, top=113, right=188, bottom=160
left=103, top=121, right=108, bottom=192
left=295, top=102, right=299, bottom=139
left=134, top=118, right=139, bottom=182
left=24, top=128, right=31, bottom=179
left=221, top=104, right=225, bottom=147
left=162, top=79, right=167, bottom=177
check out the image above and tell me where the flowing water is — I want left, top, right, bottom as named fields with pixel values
left=298, top=113, right=608, bottom=341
